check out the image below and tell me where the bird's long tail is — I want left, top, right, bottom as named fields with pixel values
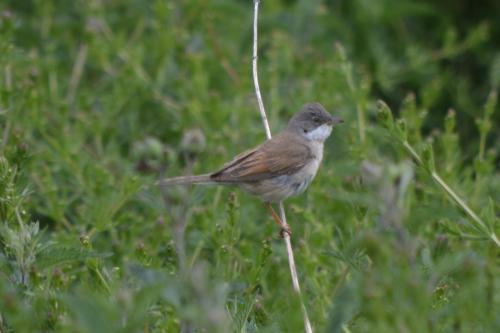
left=156, top=174, right=214, bottom=186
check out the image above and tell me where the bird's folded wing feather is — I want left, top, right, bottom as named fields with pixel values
left=210, top=132, right=312, bottom=182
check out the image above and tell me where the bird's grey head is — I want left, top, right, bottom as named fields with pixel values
left=287, top=102, right=343, bottom=141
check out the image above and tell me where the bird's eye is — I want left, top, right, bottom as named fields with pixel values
left=312, top=116, right=320, bottom=123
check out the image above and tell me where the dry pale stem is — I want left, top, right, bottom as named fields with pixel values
left=252, top=1, right=313, bottom=332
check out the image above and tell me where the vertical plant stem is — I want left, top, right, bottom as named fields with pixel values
left=0, top=121, right=10, bottom=154
left=252, top=0, right=272, bottom=140
left=338, top=44, right=365, bottom=144
left=356, top=104, right=366, bottom=144
left=346, top=68, right=365, bottom=144
left=478, top=129, right=486, bottom=161
left=279, top=203, right=314, bottom=333
left=67, top=44, right=88, bottom=107
left=252, top=1, right=313, bottom=332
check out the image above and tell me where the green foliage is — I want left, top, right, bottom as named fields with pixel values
left=1, top=0, right=499, bottom=332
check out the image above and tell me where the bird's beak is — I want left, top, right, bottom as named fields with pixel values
left=328, top=116, right=344, bottom=125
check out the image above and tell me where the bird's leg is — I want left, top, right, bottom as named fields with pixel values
left=265, top=203, right=292, bottom=237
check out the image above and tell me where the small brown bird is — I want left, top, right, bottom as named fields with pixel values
left=157, top=102, right=343, bottom=234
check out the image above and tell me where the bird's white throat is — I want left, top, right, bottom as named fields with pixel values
left=304, top=124, right=332, bottom=142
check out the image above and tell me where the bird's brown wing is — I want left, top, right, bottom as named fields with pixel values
left=210, top=132, right=312, bottom=182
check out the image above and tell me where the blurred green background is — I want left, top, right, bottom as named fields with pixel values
left=0, top=0, right=499, bottom=332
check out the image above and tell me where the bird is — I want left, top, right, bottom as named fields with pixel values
left=157, top=102, right=343, bottom=235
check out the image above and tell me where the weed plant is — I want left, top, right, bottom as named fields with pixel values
left=0, top=1, right=499, bottom=332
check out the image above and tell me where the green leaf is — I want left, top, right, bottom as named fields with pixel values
left=36, top=245, right=111, bottom=270
left=376, top=100, right=394, bottom=130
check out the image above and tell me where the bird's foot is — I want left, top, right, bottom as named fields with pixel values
left=279, top=223, right=292, bottom=238
left=265, top=203, right=292, bottom=238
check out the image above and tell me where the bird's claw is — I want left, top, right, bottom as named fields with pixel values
left=279, top=224, right=292, bottom=238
